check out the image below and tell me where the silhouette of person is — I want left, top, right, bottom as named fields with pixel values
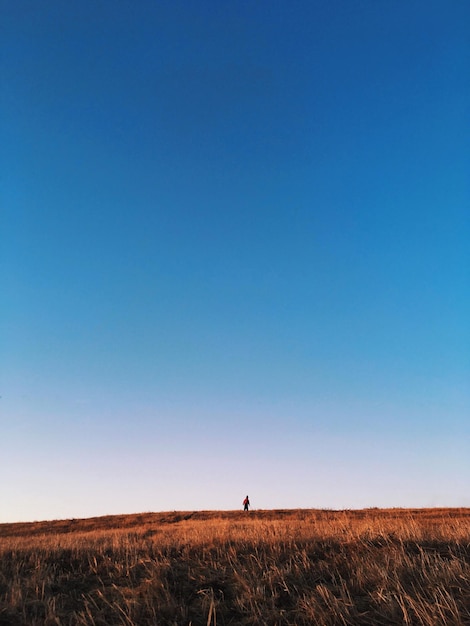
left=243, top=495, right=250, bottom=511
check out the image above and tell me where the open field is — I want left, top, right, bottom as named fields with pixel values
left=1, top=508, right=469, bottom=625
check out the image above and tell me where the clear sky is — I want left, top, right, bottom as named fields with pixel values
left=1, top=1, right=469, bottom=522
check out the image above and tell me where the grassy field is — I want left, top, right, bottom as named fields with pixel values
left=0, top=508, right=469, bottom=625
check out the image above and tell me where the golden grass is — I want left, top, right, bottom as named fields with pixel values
left=0, top=508, right=469, bottom=625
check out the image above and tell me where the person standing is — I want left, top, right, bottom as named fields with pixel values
left=243, top=495, right=250, bottom=511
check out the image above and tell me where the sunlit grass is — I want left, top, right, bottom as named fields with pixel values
left=1, top=508, right=469, bottom=625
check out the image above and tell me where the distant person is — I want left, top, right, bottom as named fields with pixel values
left=243, top=495, right=250, bottom=511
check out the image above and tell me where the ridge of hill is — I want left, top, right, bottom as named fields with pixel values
left=1, top=507, right=468, bottom=537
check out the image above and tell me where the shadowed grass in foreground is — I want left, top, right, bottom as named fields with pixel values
left=1, top=508, right=469, bottom=625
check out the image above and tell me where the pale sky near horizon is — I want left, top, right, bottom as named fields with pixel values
left=1, top=1, right=469, bottom=523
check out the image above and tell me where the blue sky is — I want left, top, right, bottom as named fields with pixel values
left=1, top=1, right=469, bottom=522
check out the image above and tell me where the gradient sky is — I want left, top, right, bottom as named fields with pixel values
left=1, top=1, right=469, bottom=522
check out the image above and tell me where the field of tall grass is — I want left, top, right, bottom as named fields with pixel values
left=1, top=508, right=469, bottom=625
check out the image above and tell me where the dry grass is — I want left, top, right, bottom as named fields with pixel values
left=0, top=508, right=469, bottom=625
